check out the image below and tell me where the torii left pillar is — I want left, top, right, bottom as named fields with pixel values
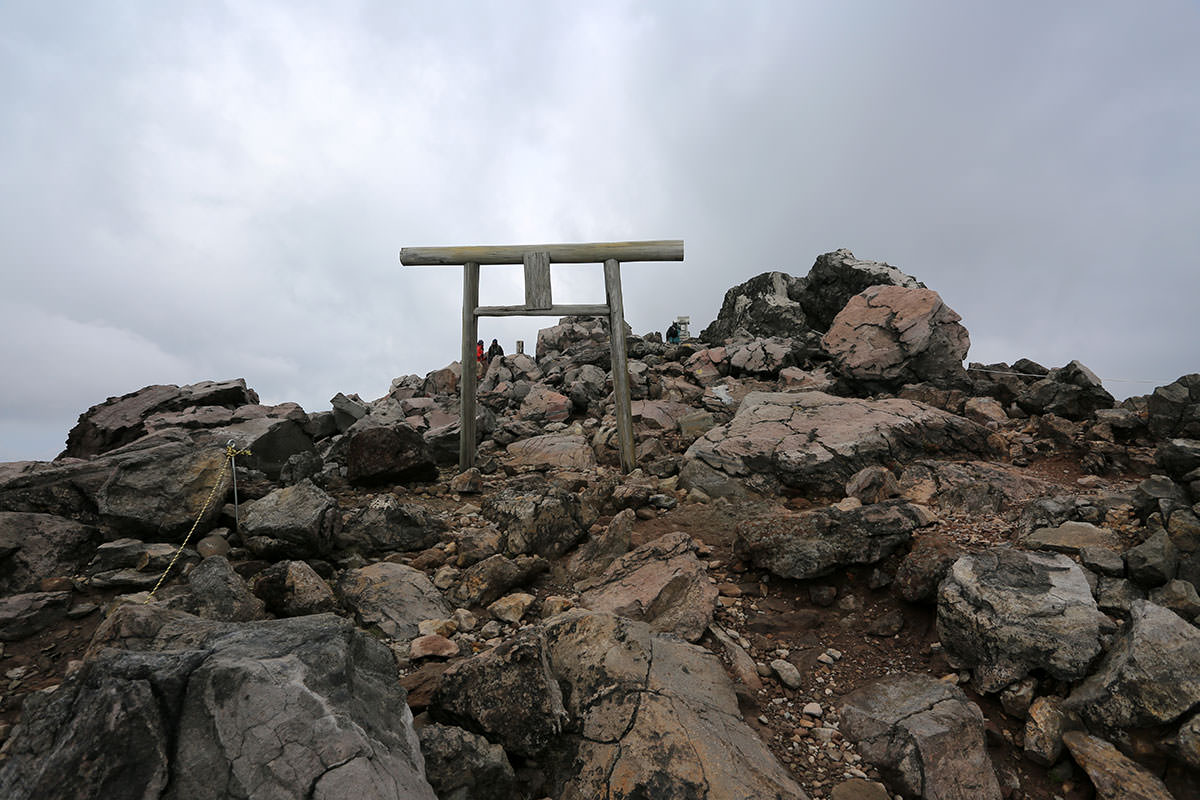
left=399, top=240, right=684, bottom=473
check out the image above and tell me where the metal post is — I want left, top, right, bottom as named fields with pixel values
left=603, top=258, right=635, bottom=473
left=460, top=261, right=480, bottom=470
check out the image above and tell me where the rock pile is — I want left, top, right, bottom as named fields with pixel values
left=0, top=248, right=1197, bottom=799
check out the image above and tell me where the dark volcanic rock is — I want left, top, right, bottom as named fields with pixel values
left=240, top=479, right=338, bottom=558
left=338, top=493, right=443, bottom=553
left=482, top=485, right=588, bottom=559
left=417, top=723, right=517, bottom=800
left=737, top=500, right=934, bottom=581
left=346, top=423, right=437, bottom=485
left=798, top=248, right=924, bottom=333
left=1016, top=360, right=1115, bottom=421
left=0, top=605, right=437, bottom=800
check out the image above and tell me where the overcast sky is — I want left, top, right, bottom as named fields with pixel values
left=2, top=1, right=1198, bottom=462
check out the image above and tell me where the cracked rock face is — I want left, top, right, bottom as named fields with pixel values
left=700, top=271, right=810, bottom=344
left=430, top=610, right=808, bottom=800
left=937, top=548, right=1113, bottom=692
left=737, top=500, right=933, bottom=581
left=1066, top=600, right=1200, bottom=730
left=684, top=391, right=995, bottom=494
left=0, top=605, right=437, bottom=800
left=839, top=672, right=1001, bottom=800
left=578, top=531, right=718, bottom=641
left=821, top=285, right=970, bottom=387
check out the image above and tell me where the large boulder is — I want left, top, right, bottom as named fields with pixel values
left=1062, top=731, right=1175, bottom=800
left=0, top=605, right=437, bottom=800
left=1066, top=600, right=1200, bottom=730
left=251, top=560, right=337, bottom=617
left=937, top=548, right=1113, bottom=692
left=62, top=379, right=258, bottom=459
left=338, top=494, right=443, bottom=554
left=430, top=610, right=807, bottom=799
left=578, top=532, right=717, bottom=641
left=336, top=562, right=452, bottom=641
left=240, top=479, right=338, bottom=558
left=417, top=723, right=517, bottom=800
left=737, top=500, right=933, bottom=581
left=1147, top=374, right=1200, bottom=439
left=684, top=391, right=996, bottom=495
left=0, top=512, right=101, bottom=594
left=839, top=672, right=1001, bottom=800
left=185, top=555, right=267, bottom=622
left=345, top=423, right=437, bottom=485
left=821, top=285, right=970, bottom=387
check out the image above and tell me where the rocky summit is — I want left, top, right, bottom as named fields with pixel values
left=0, top=249, right=1198, bottom=800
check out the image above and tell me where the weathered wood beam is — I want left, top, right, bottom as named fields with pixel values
left=523, top=251, right=552, bottom=309
left=459, top=262, right=480, bottom=470
left=475, top=304, right=610, bottom=318
left=400, top=240, right=683, bottom=266
left=604, top=258, right=636, bottom=474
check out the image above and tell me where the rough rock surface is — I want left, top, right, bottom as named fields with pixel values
left=701, top=271, right=810, bottom=343
left=62, top=379, right=258, bottom=459
left=251, top=559, right=337, bottom=616
left=839, top=672, right=1001, bottom=800
left=937, top=548, right=1111, bottom=692
left=504, top=433, right=596, bottom=470
left=417, top=723, right=517, bottom=800
left=482, top=485, right=588, bottom=559
left=685, top=391, right=995, bottom=494
left=337, top=562, right=452, bottom=641
left=431, top=610, right=808, bottom=799
left=1066, top=600, right=1200, bottom=730
left=0, top=512, right=101, bottom=594
left=1062, top=730, right=1174, bottom=800
left=345, top=423, right=437, bottom=485
left=185, top=555, right=266, bottom=622
left=821, top=285, right=969, bottom=386
left=737, top=500, right=933, bottom=581
left=240, top=479, right=338, bottom=558
left=578, top=532, right=717, bottom=641
left=0, top=605, right=436, bottom=800
left=1147, top=373, right=1200, bottom=439
left=1016, top=360, right=1116, bottom=421
left=338, top=493, right=442, bottom=553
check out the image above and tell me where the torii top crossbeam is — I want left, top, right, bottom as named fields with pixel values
left=400, top=239, right=684, bottom=473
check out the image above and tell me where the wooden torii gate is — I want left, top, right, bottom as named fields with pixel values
left=399, top=240, right=685, bottom=473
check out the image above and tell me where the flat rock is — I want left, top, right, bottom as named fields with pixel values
left=839, top=671, right=1001, bottom=800
left=937, top=548, right=1112, bottom=692
left=0, top=591, right=71, bottom=641
left=1025, top=521, right=1121, bottom=554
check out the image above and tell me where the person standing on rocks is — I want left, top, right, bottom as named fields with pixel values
left=666, top=321, right=680, bottom=344
left=487, top=338, right=504, bottom=361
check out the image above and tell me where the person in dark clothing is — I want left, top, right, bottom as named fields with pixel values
left=666, top=322, right=680, bottom=344
left=487, top=338, right=504, bottom=360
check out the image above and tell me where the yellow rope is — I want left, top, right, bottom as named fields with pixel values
left=145, top=444, right=250, bottom=602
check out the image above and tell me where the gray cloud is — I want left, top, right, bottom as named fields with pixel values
left=2, top=1, right=1198, bottom=460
